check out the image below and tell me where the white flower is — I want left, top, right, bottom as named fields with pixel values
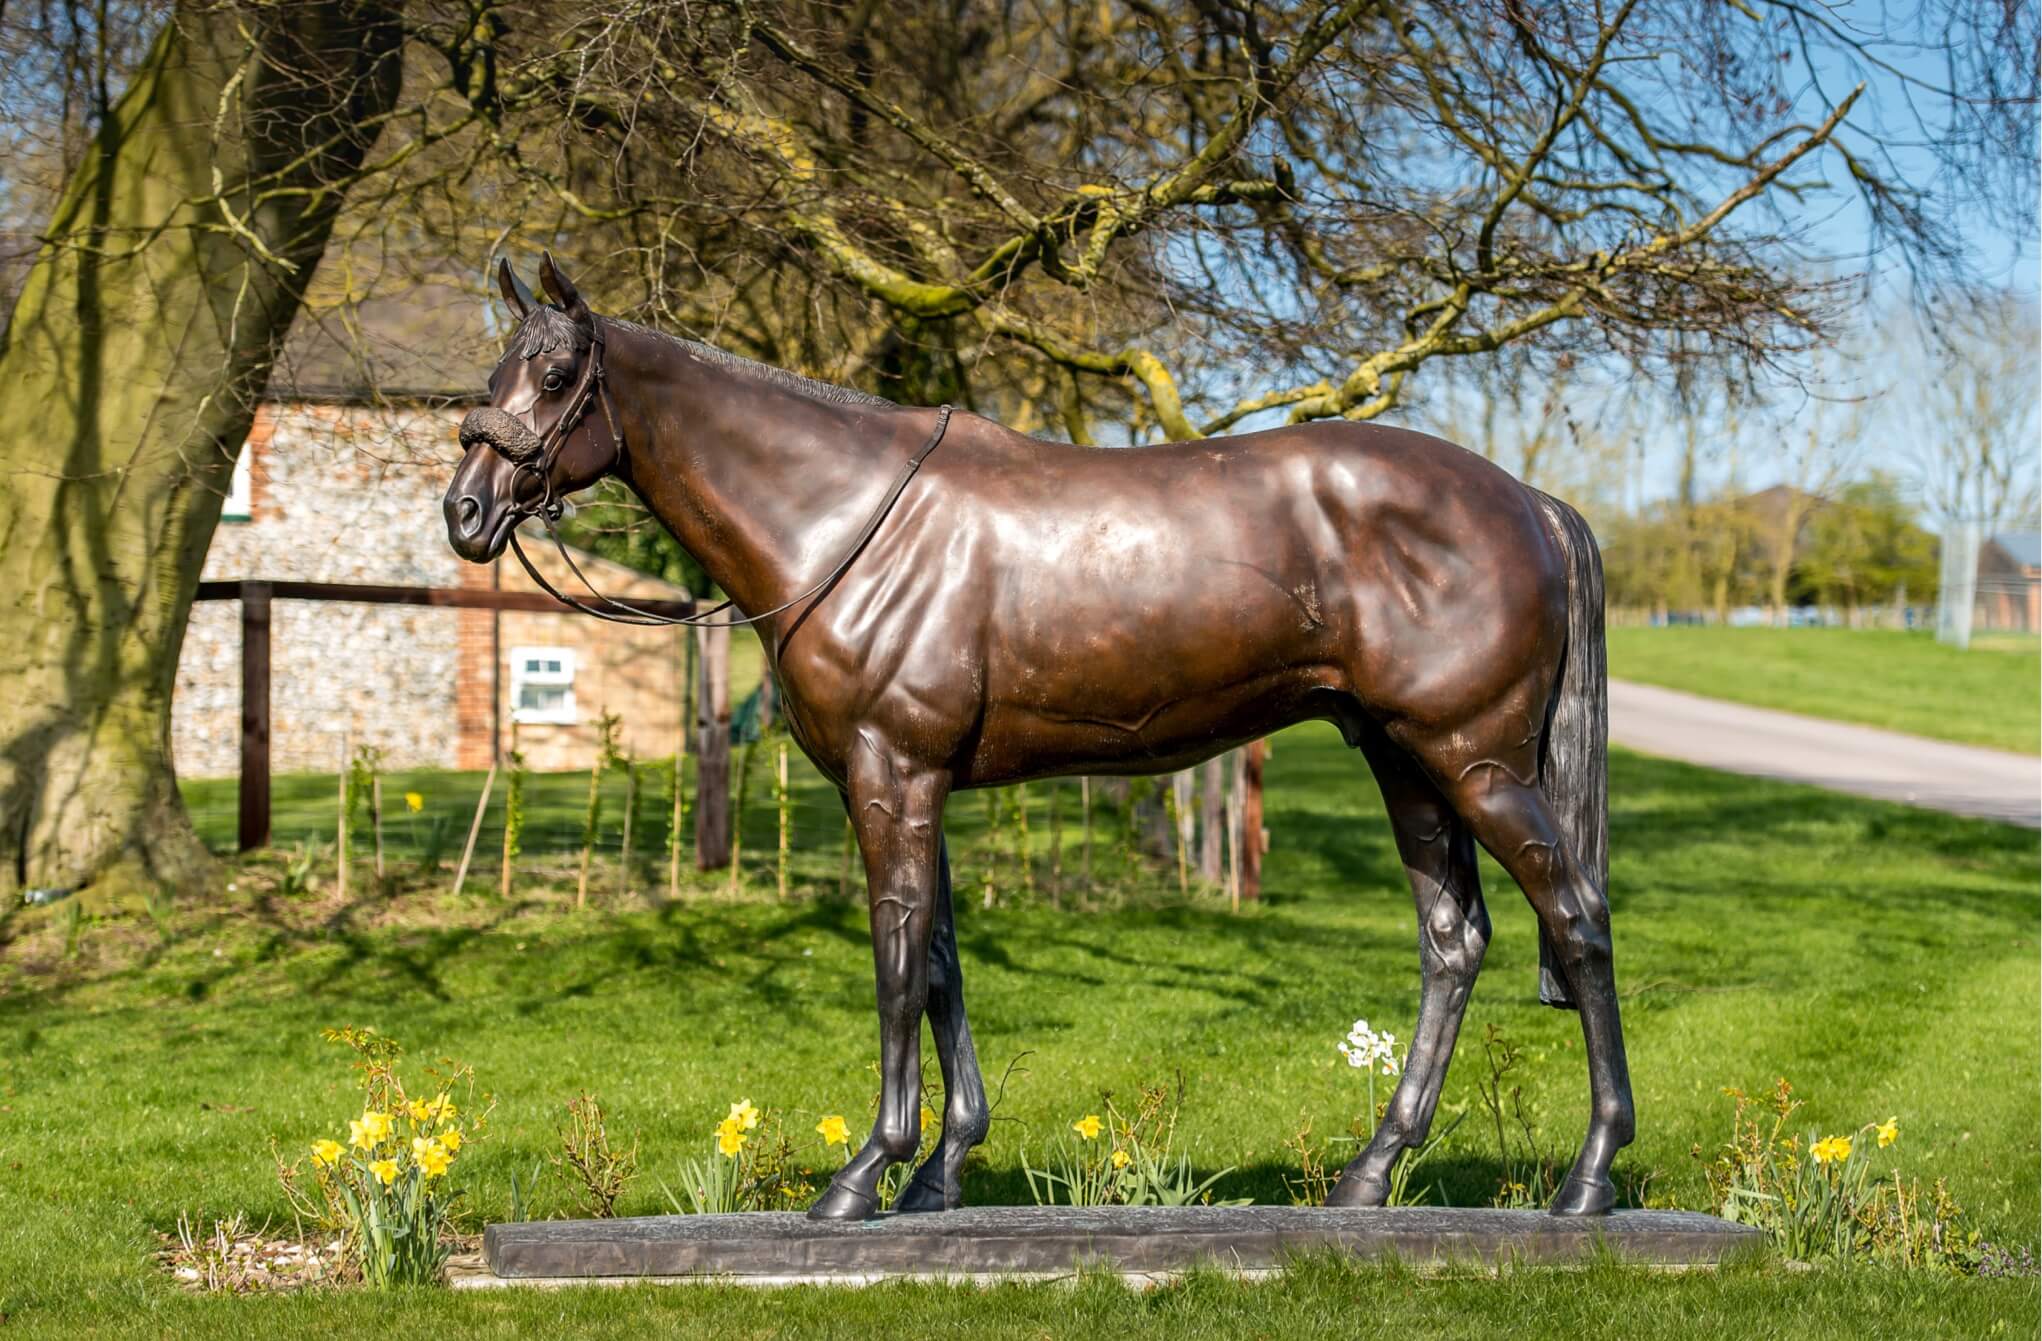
left=1336, top=1019, right=1402, bottom=1076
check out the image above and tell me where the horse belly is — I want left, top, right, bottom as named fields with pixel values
left=970, top=513, right=1347, bottom=780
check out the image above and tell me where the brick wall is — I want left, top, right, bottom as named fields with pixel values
left=453, top=561, right=499, bottom=770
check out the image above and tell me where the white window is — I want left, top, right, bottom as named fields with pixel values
left=510, top=646, right=578, bottom=724
left=221, top=445, right=252, bottom=522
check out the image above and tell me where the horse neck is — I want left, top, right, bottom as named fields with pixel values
left=600, top=321, right=903, bottom=618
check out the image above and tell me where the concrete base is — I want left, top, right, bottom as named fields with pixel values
left=464, top=1206, right=1763, bottom=1289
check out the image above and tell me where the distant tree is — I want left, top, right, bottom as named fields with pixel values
left=1904, top=293, right=2042, bottom=536
left=1798, top=474, right=1940, bottom=614
left=1757, top=391, right=1866, bottom=621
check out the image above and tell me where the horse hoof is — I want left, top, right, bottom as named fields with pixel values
left=1548, top=1176, right=1615, bottom=1217
left=806, top=1180, right=881, bottom=1222
left=1324, top=1171, right=1389, bottom=1208
left=892, top=1171, right=954, bottom=1214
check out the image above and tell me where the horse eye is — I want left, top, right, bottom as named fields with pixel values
left=542, top=370, right=565, bottom=392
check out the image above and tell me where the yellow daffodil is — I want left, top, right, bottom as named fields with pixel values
left=369, top=1158, right=399, bottom=1186
left=816, top=1115, right=850, bottom=1147
left=1877, top=1118, right=1899, bottom=1148
left=440, top=1128, right=464, bottom=1152
left=309, top=1138, right=345, bottom=1168
left=349, top=1110, right=392, bottom=1150
left=728, top=1099, right=760, bottom=1132
left=716, top=1117, right=748, bottom=1158
left=404, top=792, right=424, bottom=813
left=1111, top=1149, right=1131, bottom=1169
left=1811, top=1134, right=1852, bottom=1165
left=405, top=1092, right=454, bottom=1123
left=920, top=1105, right=935, bottom=1134
left=415, top=1140, right=453, bottom=1179
left=1073, top=1114, right=1103, bottom=1141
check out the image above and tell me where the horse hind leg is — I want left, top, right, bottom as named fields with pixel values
left=1442, top=766, right=1634, bottom=1216
left=1327, top=735, right=1490, bottom=1207
left=893, top=835, right=991, bottom=1213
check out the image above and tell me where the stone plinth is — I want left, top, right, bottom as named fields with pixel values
left=466, top=1206, right=1762, bottom=1288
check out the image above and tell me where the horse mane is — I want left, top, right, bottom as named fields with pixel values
left=501, top=306, right=893, bottom=409
left=605, top=316, right=894, bottom=409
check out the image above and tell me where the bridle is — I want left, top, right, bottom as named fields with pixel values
left=493, top=315, right=951, bottom=629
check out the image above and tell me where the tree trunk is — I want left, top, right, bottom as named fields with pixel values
left=0, top=2, right=402, bottom=901
left=1769, top=500, right=1812, bottom=621
left=693, top=623, right=732, bottom=869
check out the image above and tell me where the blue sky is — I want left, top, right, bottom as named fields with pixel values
left=1615, top=8, right=2038, bottom=508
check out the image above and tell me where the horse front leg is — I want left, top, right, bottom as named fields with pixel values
left=807, top=748, right=949, bottom=1222
left=894, top=835, right=991, bottom=1213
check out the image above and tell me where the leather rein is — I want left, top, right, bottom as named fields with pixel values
left=498, top=317, right=952, bottom=629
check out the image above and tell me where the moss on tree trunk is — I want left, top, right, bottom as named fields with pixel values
left=0, top=2, right=401, bottom=899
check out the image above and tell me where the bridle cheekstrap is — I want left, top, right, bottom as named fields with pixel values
left=501, top=323, right=952, bottom=629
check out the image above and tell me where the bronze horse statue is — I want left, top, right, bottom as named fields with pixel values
left=444, top=255, right=1633, bottom=1219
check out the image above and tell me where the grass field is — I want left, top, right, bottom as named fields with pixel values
left=3, top=727, right=2036, bottom=1336
left=1607, top=626, right=2041, bottom=753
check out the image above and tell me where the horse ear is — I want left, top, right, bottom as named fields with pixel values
left=497, top=258, right=536, bottom=317
left=538, top=250, right=587, bottom=320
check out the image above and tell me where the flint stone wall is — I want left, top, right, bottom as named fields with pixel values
left=173, top=402, right=689, bottom=779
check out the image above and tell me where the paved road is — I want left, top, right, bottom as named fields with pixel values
left=1608, top=680, right=2040, bottom=829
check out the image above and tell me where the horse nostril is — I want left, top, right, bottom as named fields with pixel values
left=456, top=495, right=482, bottom=537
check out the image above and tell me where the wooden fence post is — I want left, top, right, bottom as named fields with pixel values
left=618, top=758, right=638, bottom=902
left=695, top=624, right=732, bottom=869
left=1171, top=770, right=1193, bottom=894
left=775, top=740, right=789, bottom=901
left=1080, top=777, right=1093, bottom=889
left=450, top=762, right=497, bottom=897
left=1198, top=754, right=1226, bottom=883
left=1226, top=766, right=1241, bottom=914
left=1241, top=738, right=1266, bottom=902
left=370, top=772, right=385, bottom=885
left=335, top=732, right=350, bottom=899
left=1046, top=781, right=1063, bottom=909
left=667, top=752, right=687, bottom=901
left=237, top=582, right=272, bottom=852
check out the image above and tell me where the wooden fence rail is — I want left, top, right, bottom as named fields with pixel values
left=193, top=579, right=695, bottom=852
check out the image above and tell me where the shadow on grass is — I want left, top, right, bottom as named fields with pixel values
left=954, top=1149, right=1653, bottom=1215
left=7, top=733, right=2033, bottom=1027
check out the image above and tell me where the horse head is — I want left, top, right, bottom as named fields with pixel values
left=444, top=253, right=621, bottom=562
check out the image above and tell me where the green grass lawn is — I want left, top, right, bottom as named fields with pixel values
left=3, top=727, right=2036, bottom=1336
left=1608, top=626, right=2041, bottom=753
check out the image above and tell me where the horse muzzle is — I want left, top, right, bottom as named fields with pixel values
left=446, top=410, right=540, bottom=562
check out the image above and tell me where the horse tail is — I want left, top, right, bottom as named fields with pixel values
left=1531, top=490, right=1607, bottom=1011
